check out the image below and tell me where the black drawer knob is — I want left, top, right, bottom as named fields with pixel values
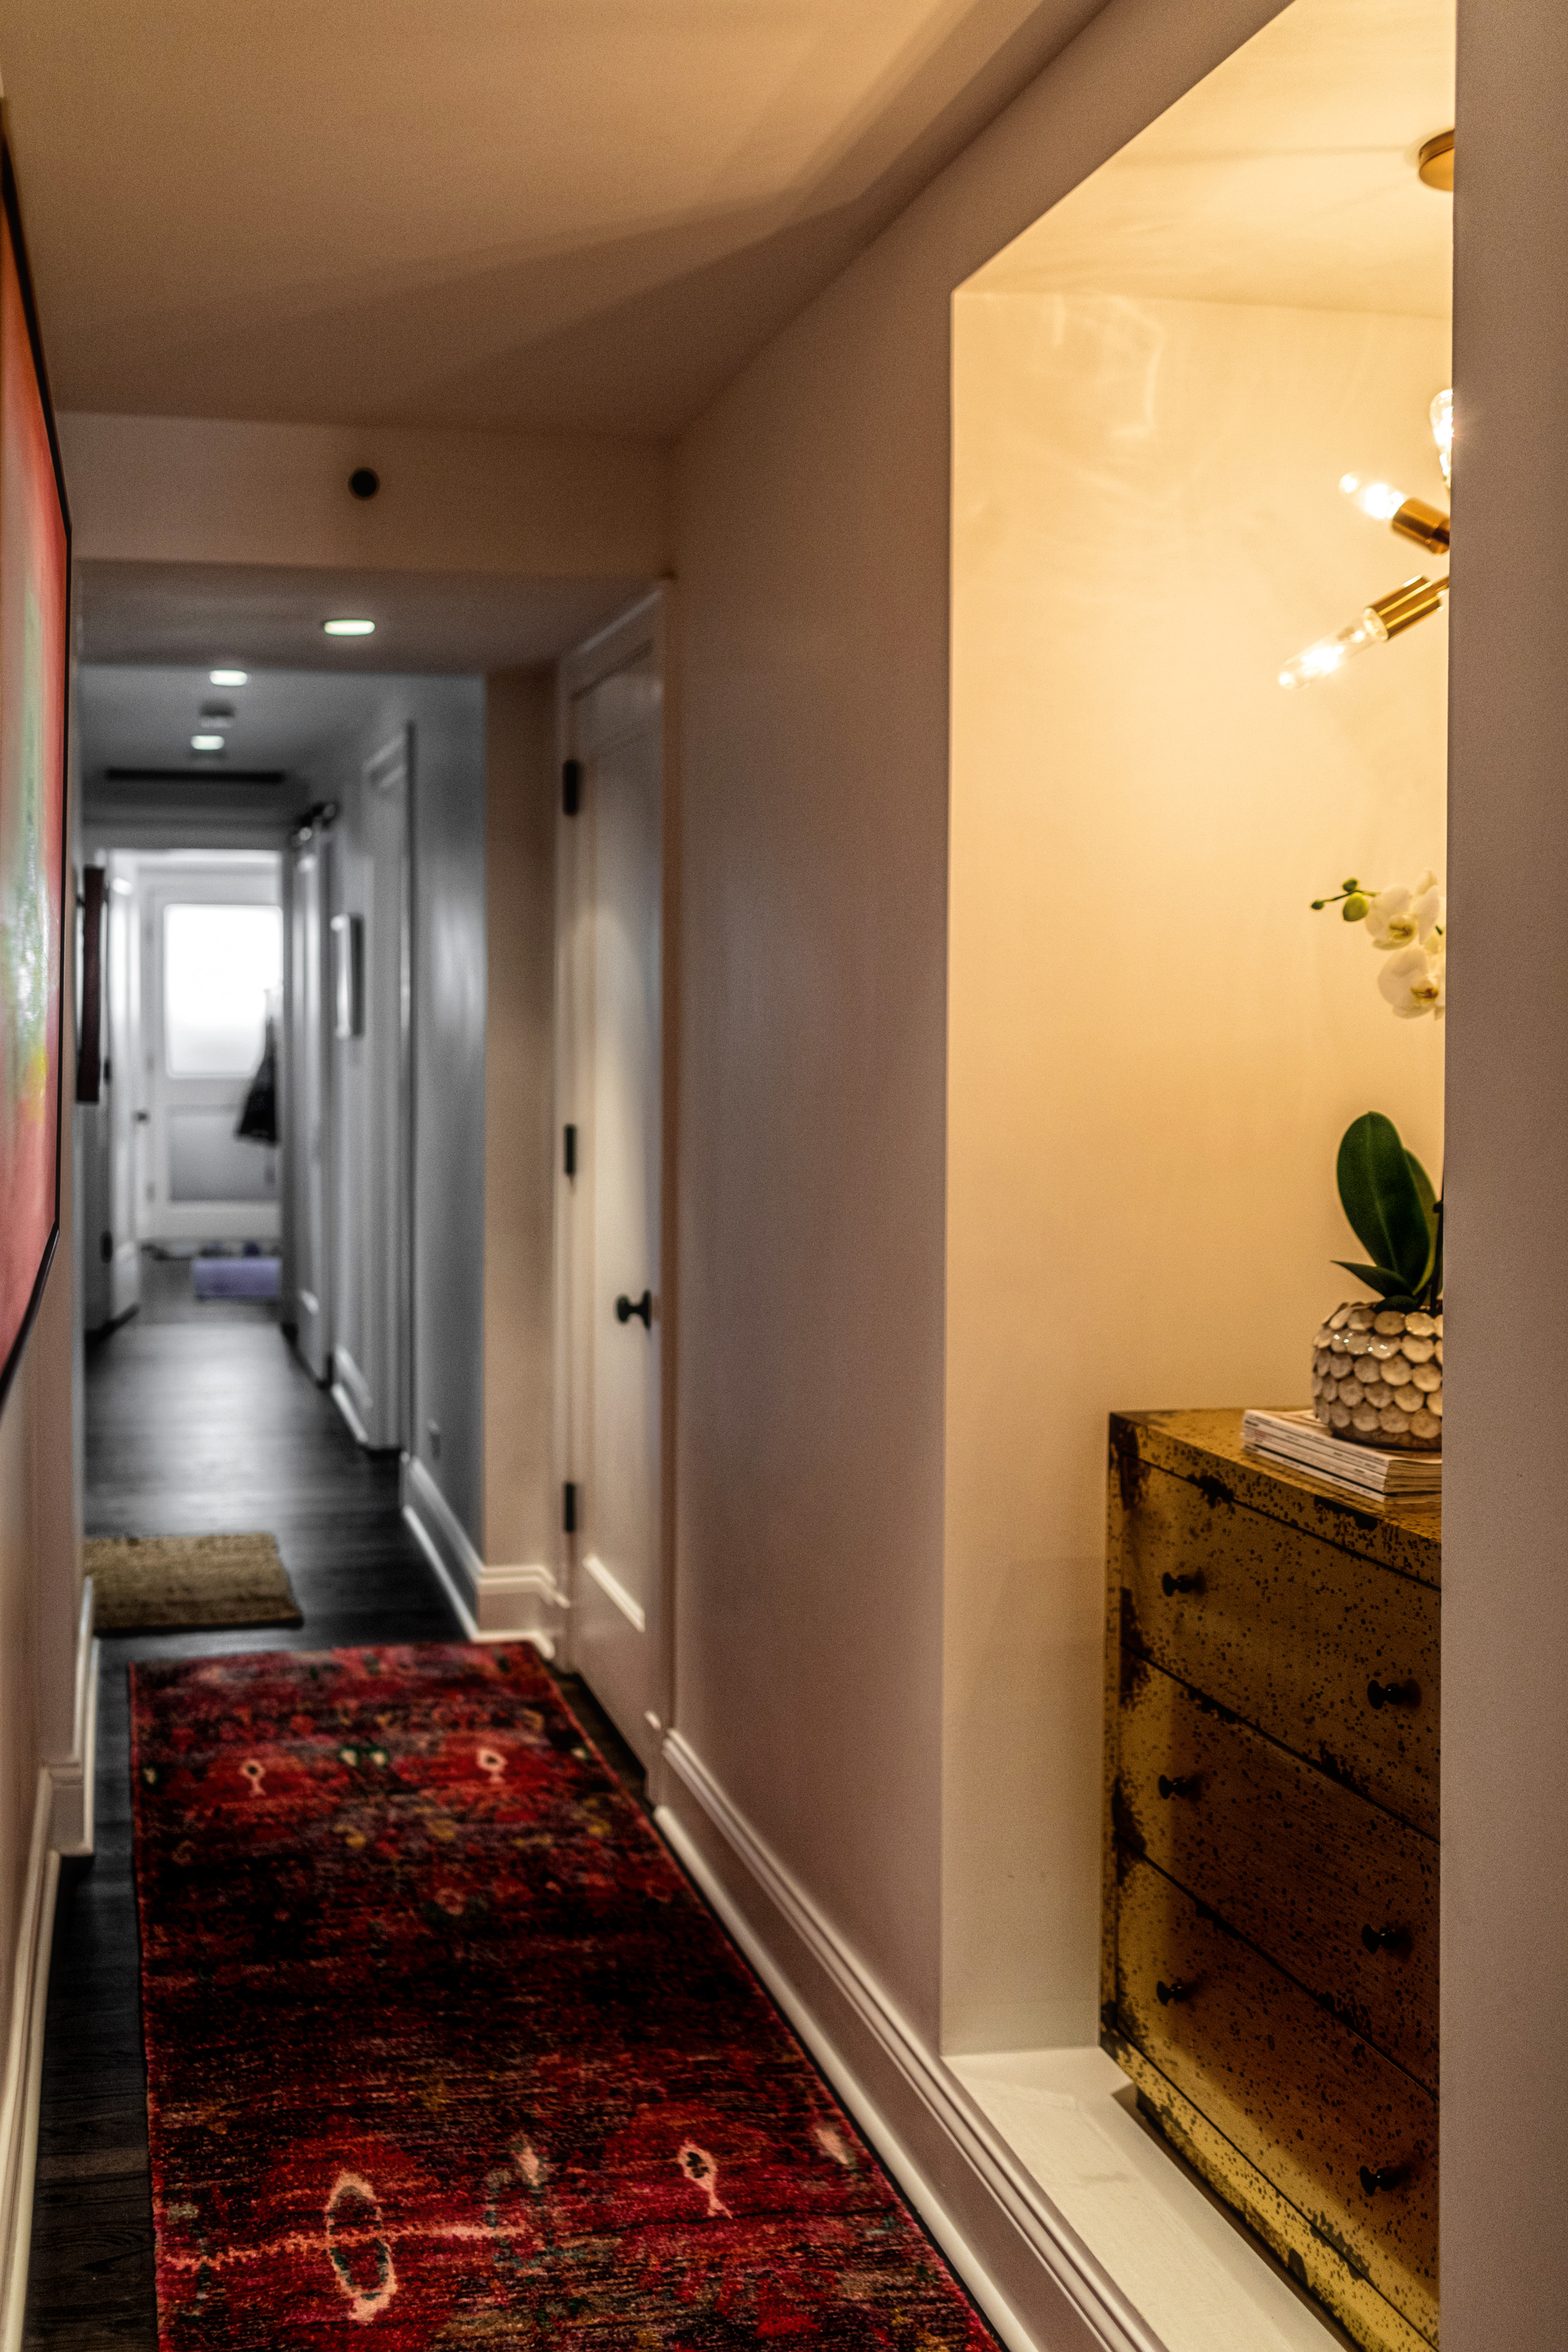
left=1161, top=1572, right=1201, bottom=1597
left=1361, top=1923, right=1410, bottom=1956
left=1158, top=1774, right=1200, bottom=1801
left=1367, top=1676, right=1418, bottom=1710
left=615, top=1290, right=653, bottom=1328
left=1359, top=2164, right=1408, bottom=2197
left=1155, top=1978, right=1193, bottom=2006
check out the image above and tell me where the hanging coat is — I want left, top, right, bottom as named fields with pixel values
left=236, top=1014, right=279, bottom=1145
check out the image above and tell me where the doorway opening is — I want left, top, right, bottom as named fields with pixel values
left=78, top=664, right=484, bottom=1489
left=71, top=572, right=667, bottom=1749
left=80, top=849, right=284, bottom=1337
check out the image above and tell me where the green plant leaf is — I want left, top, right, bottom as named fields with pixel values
left=1405, top=1152, right=1438, bottom=1226
left=1424, top=1196, right=1444, bottom=1312
left=1333, top=1260, right=1418, bottom=1303
left=1405, top=1151, right=1440, bottom=1290
left=1336, top=1115, right=1431, bottom=1292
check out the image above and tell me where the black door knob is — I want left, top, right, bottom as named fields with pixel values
left=1158, top=1774, right=1200, bottom=1801
left=615, top=1290, right=653, bottom=1328
left=1361, top=1923, right=1410, bottom=1956
left=1155, top=1979, right=1193, bottom=2006
left=1161, top=1572, right=1201, bottom=1597
left=1359, top=2164, right=1407, bottom=2197
left=1367, top=1677, right=1418, bottom=1710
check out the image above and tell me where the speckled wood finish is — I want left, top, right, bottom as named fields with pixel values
left=1103, top=1412, right=1439, bottom=2352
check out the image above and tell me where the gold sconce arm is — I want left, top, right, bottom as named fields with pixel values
left=1365, top=574, right=1448, bottom=642
left=1388, top=499, right=1450, bottom=557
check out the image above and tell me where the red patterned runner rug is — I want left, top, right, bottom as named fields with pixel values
left=130, top=1643, right=998, bottom=2349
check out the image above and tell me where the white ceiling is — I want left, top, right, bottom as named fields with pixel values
left=78, top=664, right=406, bottom=786
left=975, top=0, right=1455, bottom=314
left=77, top=561, right=646, bottom=673
left=0, top=0, right=1108, bottom=439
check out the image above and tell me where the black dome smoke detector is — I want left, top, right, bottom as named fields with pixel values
left=348, top=467, right=380, bottom=500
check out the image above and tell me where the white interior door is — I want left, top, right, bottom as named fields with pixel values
left=139, top=862, right=283, bottom=1245
left=563, top=615, right=664, bottom=1762
left=329, top=733, right=410, bottom=1451
left=287, top=828, right=333, bottom=1380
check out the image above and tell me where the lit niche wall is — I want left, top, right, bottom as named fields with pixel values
left=940, top=0, right=1453, bottom=2219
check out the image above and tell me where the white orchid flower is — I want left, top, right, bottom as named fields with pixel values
left=1411, top=870, right=1445, bottom=938
left=1366, top=874, right=1445, bottom=952
left=1377, top=941, right=1445, bottom=1021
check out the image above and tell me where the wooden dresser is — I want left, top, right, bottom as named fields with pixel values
left=1102, top=1409, right=1439, bottom=2352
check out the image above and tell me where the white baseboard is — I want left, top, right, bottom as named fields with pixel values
left=0, top=1582, right=107, bottom=2338
left=402, top=1455, right=566, bottom=1650
left=581, top=1549, right=645, bottom=1633
left=0, top=1774, right=61, bottom=2351
left=331, top=1377, right=371, bottom=1447
left=47, top=1580, right=98, bottom=1859
left=658, top=1734, right=1166, bottom=2352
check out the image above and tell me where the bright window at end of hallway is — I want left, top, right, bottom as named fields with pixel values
left=163, top=902, right=283, bottom=1077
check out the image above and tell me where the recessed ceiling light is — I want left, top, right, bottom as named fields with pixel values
left=210, top=669, right=248, bottom=686
left=323, top=617, right=376, bottom=637
left=191, top=734, right=226, bottom=753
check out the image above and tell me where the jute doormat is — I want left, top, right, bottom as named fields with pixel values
left=86, top=1533, right=303, bottom=1633
left=129, top=1643, right=998, bottom=2347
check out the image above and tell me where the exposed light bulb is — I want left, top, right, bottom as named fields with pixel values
left=1430, top=389, right=1453, bottom=487
left=1279, top=613, right=1383, bottom=690
left=1340, top=474, right=1408, bottom=523
left=323, top=617, right=376, bottom=637
left=210, top=668, right=248, bottom=686
left=191, top=734, right=226, bottom=752
left=1279, top=574, right=1447, bottom=690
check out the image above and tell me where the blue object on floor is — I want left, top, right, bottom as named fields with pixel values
left=192, top=1256, right=280, bottom=1300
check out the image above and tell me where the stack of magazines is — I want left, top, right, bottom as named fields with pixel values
left=1241, top=1407, right=1441, bottom=1499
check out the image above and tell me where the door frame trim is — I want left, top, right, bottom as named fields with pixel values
left=283, top=819, right=336, bottom=1379
left=367, top=728, right=414, bottom=1456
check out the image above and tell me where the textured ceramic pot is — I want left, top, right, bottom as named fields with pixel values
left=1311, top=1300, right=1443, bottom=1450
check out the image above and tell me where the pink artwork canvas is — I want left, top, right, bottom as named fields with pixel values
left=0, top=151, right=70, bottom=1407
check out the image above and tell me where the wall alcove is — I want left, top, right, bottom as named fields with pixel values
left=941, top=1, right=1452, bottom=2343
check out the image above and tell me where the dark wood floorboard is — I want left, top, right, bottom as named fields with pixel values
left=24, top=1275, right=641, bottom=2349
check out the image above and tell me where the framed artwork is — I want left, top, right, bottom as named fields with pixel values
left=0, top=140, right=71, bottom=1411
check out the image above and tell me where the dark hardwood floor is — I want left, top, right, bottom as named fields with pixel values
left=24, top=1258, right=638, bottom=2349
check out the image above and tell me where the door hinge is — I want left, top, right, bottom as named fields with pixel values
left=562, top=757, right=582, bottom=817
left=563, top=1481, right=578, bottom=1535
left=563, top=1123, right=576, bottom=1179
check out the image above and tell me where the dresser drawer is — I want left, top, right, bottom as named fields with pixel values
left=1115, top=1654, right=1437, bottom=2088
left=1117, top=1462, right=1438, bottom=1833
left=1113, top=1852, right=1437, bottom=2343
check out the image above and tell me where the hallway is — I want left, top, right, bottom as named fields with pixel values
left=23, top=1279, right=985, bottom=2352
left=0, top=5, right=1560, bottom=2348
left=28, top=1272, right=665, bottom=2346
